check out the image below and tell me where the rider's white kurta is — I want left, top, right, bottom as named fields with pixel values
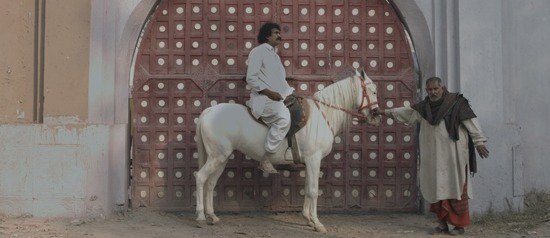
left=246, top=43, right=294, bottom=153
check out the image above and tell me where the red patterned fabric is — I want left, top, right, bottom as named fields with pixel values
left=430, top=180, right=470, bottom=227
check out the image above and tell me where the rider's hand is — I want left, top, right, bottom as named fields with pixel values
left=261, top=89, right=283, bottom=101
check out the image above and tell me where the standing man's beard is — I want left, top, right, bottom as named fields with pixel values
left=429, top=92, right=443, bottom=101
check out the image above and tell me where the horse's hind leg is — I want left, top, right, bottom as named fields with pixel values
left=302, top=178, right=313, bottom=227
left=195, top=157, right=225, bottom=227
left=205, top=159, right=228, bottom=225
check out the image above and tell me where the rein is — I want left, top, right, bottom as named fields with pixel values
left=312, top=76, right=378, bottom=119
left=311, top=76, right=379, bottom=136
left=311, top=97, right=374, bottom=120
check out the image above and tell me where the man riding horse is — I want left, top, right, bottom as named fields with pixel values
left=245, top=22, right=294, bottom=174
left=193, top=22, right=381, bottom=232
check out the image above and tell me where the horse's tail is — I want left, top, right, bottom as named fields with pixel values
left=196, top=107, right=211, bottom=169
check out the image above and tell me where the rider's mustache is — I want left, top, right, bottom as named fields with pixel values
left=276, top=37, right=282, bottom=41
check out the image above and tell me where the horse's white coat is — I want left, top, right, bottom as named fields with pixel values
left=194, top=70, right=380, bottom=232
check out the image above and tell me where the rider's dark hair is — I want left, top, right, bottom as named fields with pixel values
left=257, top=22, right=281, bottom=44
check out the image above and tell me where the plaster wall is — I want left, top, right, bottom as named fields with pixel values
left=0, top=0, right=153, bottom=217
left=501, top=0, right=550, bottom=193
left=0, top=0, right=111, bottom=217
left=456, top=0, right=521, bottom=213
left=43, top=0, right=91, bottom=121
left=0, top=124, right=110, bottom=217
left=0, top=1, right=35, bottom=123
left=0, top=0, right=91, bottom=123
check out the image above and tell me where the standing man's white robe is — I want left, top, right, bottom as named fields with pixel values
left=386, top=107, right=487, bottom=203
left=246, top=43, right=294, bottom=153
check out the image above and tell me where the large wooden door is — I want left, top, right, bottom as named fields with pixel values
left=131, top=0, right=418, bottom=212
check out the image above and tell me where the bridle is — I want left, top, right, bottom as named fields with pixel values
left=312, top=76, right=378, bottom=119
left=311, top=75, right=379, bottom=136
left=357, top=77, right=379, bottom=112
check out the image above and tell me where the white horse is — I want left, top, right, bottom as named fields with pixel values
left=194, top=70, right=380, bottom=232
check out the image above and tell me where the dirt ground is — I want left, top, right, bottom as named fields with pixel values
left=1, top=208, right=549, bottom=238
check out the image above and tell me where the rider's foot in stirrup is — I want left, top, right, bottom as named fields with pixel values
left=259, top=160, right=278, bottom=174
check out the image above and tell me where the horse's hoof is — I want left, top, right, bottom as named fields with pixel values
left=207, top=215, right=220, bottom=225
left=196, top=219, right=207, bottom=228
left=301, top=213, right=314, bottom=227
left=315, top=225, right=327, bottom=233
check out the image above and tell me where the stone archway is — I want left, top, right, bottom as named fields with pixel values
left=89, top=0, right=162, bottom=210
left=117, top=1, right=433, bottom=212
left=390, top=0, right=435, bottom=85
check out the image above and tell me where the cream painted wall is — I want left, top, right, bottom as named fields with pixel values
left=0, top=1, right=35, bottom=123
left=0, top=0, right=91, bottom=123
left=44, top=0, right=90, bottom=121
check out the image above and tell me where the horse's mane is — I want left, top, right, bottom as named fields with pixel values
left=313, top=76, right=358, bottom=132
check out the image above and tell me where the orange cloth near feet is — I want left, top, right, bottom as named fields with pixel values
left=430, top=181, right=470, bottom=227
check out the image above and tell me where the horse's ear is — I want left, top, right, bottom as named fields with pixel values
left=354, top=67, right=360, bottom=76
left=361, top=68, right=367, bottom=81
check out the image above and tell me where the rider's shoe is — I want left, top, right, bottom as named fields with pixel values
left=259, top=159, right=278, bottom=174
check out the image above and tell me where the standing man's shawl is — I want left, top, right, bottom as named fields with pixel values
left=411, top=88, right=479, bottom=173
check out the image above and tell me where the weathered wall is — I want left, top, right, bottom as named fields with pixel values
left=0, top=124, right=110, bottom=217
left=44, top=0, right=90, bottom=121
left=0, top=1, right=35, bottom=123
left=456, top=0, right=521, bottom=213
left=0, top=0, right=90, bottom=123
left=0, top=0, right=100, bottom=218
left=502, top=0, right=550, bottom=193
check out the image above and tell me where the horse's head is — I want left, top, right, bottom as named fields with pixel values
left=354, top=69, right=381, bottom=126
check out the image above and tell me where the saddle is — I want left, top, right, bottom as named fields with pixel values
left=283, top=95, right=310, bottom=138
left=247, top=95, right=310, bottom=138
left=247, top=95, right=310, bottom=164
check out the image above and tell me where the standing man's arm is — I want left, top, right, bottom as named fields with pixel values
left=462, top=118, right=490, bottom=158
left=246, top=48, right=282, bottom=101
left=374, top=107, right=420, bottom=125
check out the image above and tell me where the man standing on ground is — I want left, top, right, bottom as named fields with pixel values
left=245, top=22, right=294, bottom=174
left=373, top=77, right=490, bottom=235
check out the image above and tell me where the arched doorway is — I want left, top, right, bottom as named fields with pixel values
left=130, top=0, right=418, bottom=212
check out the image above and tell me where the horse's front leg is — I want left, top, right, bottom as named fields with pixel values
left=205, top=160, right=227, bottom=225
left=302, top=174, right=313, bottom=227
left=304, top=156, right=327, bottom=233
